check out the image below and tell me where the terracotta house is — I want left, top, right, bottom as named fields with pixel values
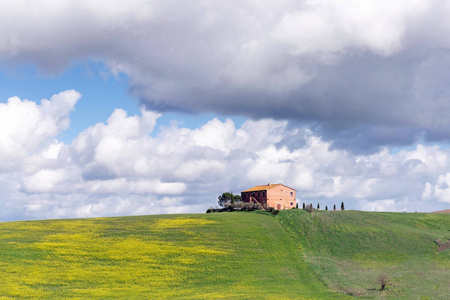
left=241, top=183, right=297, bottom=210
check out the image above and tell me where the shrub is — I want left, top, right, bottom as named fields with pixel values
left=226, top=203, right=235, bottom=212
left=206, top=208, right=213, bottom=213
left=241, top=202, right=262, bottom=211
left=377, top=273, right=389, bottom=291
left=306, top=204, right=314, bottom=213
left=234, top=202, right=243, bottom=210
left=272, top=209, right=280, bottom=215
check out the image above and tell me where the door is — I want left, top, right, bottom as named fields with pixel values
left=277, top=204, right=281, bottom=210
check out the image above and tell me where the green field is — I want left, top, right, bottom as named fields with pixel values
left=278, top=210, right=450, bottom=299
left=0, top=210, right=448, bottom=299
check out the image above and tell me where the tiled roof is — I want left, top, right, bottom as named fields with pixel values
left=242, top=184, right=281, bottom=192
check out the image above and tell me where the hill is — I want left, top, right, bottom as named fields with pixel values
left=278, top=210, right=449, bottom=299
left=432, top=209, right=450, bottom=213
left=0, top=210, right=448, bottom=299
left=0, top=213, right=346, bottom=299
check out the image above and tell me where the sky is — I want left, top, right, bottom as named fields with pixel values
left=1, top=0, right=450, bottom=221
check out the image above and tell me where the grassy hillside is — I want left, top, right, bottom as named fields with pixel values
left=278, top=210, right=449, bottom=299
left=0, top=211, right=447, bottom=299
left=0, top=213, right=345, bottom=299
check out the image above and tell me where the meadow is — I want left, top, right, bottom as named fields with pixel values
left=0, top=210, right=447, bottom=299
left=278, top=210, right=449, bottom=299
left=0, top=213, right=345, bottom=299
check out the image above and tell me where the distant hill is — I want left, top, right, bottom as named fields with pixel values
left=431, top=209, right=450, bottom=213
left=0, top=210, right=448, bottom=299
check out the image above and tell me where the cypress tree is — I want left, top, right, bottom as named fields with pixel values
left=333, top=204, right=336, bottom=211
left=317, top=203, right=320, bottom=210
left=302, top=203, right=306, bottom=210
left=325, top=206, right=328, bottom=210
left=341, top=202, right=345, bottom=211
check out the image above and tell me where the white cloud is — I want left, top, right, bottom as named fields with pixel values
left=1, top=90, right=450, bottom=221
left=22, top=169, right=69, bottom=193
left=271, top=1, right=408, bottom=60
left=359, top=199, right=401, bottom=212
left=0, top=90, right=79, bottom=171
left=422, top=173, right=450, bottom=204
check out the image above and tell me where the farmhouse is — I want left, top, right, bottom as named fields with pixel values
left=241, top=183, right=297, bottom=210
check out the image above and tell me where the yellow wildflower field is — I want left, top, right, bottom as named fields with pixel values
left=0, top=213, right=342, bottom=299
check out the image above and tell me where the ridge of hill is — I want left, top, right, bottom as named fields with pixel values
left=0, top=210, right=448, bottom=299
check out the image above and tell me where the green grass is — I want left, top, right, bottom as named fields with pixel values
left=0, top=213, right=345, bottom=299
left=0, top=210, right=448, bottom=299
left=278, top=210, right=450, bottom=299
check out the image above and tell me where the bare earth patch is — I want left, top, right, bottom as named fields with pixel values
left=435, top=239, right=450, bottom=252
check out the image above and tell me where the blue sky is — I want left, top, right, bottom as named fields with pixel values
left=0, top=62, right=246, bottom=143
left=1, top=0, right=450, bottom=221
left=0, top=62, right=139, bottom=142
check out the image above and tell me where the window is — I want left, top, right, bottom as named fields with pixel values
left=290, top=192, right=293, bottom=196
left=290, top=202, right=294, bottom=206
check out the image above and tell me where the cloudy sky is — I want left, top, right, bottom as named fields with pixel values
left=1, top=0, right=450, bottom=221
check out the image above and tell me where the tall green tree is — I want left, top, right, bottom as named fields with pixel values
left=217, top=192, right=241, bottom=207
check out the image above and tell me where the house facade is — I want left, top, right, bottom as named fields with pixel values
left=241, top=183, right=297, bottom=210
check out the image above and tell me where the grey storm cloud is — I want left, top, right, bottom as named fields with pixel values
left=2, top=0, right=450, bottom=151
